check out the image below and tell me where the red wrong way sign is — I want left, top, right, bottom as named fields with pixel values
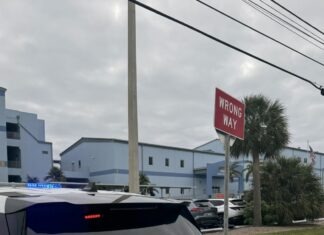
left=214, top=88, right=245, bottom=140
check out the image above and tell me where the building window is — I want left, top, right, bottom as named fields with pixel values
left=149, top=156, right=153, bottom=165
left=6, top=123, right=20, bottom=139
left=165, top=187, right=170, bottom=194
left=180, top=188, right=185, bottom=195
left=42, top=150, right=48, bottom=154
left=165, top=158, right=169, bottom=167
left=78, top=160, right=81, bottom=168
left=180, top=160, right=184, bottom=168
left=7, top=146, right=21, bottom=168
left=212, top=186, right=220, bottom=194
left=8, top=175, right=22, bottom=183
left=304, top=158, right=307, bottom=163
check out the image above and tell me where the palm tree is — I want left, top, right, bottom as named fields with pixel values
left=219, top=161, right=242, bottom=182
left=44, top=166, right=66, bottom=182
left=243, top=161, right=253, bottom=183
left=243, top=160, right=263, bottom=183
left=140, top=173, right=150, bottom=185
left=140, top=173, right=158, bottom=196
left=27, top=175, right=39, bottom=183
left=231, top=95, right=289, bottom=226
left=260, top=157, right=323, bottom=225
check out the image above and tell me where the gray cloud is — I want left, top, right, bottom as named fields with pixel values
left=1, top=0, right=324, bottom=158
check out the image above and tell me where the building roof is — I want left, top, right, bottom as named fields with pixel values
left=60, top=137, right=324, bottom=158
left=196, top=138, right=324, bottom=155
left=194, top=139, right=219, bottom=150
left=0, top=87, right=6, bottom=96
left=60, top=137, right=225, bottom=157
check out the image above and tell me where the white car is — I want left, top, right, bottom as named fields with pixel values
left=0, top=183, right=202, bottom=235
left=208, top=198, right=245, bottom=225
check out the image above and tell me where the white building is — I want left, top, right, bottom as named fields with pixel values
left=60, top=137, right=324, bottom=199
left=0, top=87, right=53, bottom=183
left=60, top=138, right=228, bottom=198
left=196, top=139, right=324, bottom=194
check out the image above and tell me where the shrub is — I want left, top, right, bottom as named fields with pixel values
left=243, top=156, right=324, bottom=225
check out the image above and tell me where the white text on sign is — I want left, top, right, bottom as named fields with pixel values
left=214, top=88, right=245, bottom=140
left=219, top=97, right=243, bottom=130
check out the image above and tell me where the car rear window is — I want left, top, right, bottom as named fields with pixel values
left=194, top=200, right=212, bottom=208
left=209, top=200, right=224, bottom=206
left=19, top=202, right=201, bottom=234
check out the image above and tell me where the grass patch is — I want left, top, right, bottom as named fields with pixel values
left=263, top=226, right=324, bottom=235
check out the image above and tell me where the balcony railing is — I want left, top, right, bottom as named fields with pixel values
left=7, top=160, right=21, bottom=168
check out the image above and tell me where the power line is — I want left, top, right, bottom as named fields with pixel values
left=196, top=0, right=324, bottom=68
left=270, top=0, right=324, bottom=36
left=259, top=0, right=324, bottom=43
left=241, top=0, right=324, bottom=51
left=245, top=0, right=324, bottom=46
left=247, top=0, right=324, bottom=45
left=128, top=0, right=323, bottom=95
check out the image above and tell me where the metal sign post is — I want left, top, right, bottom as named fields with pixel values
left=214, top=88, right=245, bottom=235
left=224, top=134, right=230, bottom=234
left=218, top=132, right=235, bottom=235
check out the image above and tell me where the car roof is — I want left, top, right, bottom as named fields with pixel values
left=0, top=186, right=176, bottom=214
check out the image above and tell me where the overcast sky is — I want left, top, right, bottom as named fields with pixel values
left=1, top=0, right=324, bottom=159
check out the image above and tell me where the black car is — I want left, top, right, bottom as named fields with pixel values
left=191, top=207, right=221, bottom=229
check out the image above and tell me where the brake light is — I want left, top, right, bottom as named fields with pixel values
left=84, top=214, right=101, bottom=220
left=190, top=207, right=203, bottom=212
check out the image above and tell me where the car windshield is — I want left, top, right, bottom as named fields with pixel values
left=6, top=202, right=201, bottom=235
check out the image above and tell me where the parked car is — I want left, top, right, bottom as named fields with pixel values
left=182, top=199, right=215, bottom=213
left=182, top=199, right=236, bottom=229
left=208, top=198, right=246, bottom=225
left=0, top=183, right=202, bottom=235
left=191, top=207, right=221, bottom=229
left=190, top=206, right=234, bottom=229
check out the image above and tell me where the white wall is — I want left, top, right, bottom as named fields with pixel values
left=0, top=89, right=8, bottom=182
left=193, top=152, right=224, bottom=169
left=194, top=176, right=207, bottom=199
left=6, top=110, right=52, bottom=182
left=61, top=141, right=117, bottom=184
left=60, top=140, right=228, bottom=198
